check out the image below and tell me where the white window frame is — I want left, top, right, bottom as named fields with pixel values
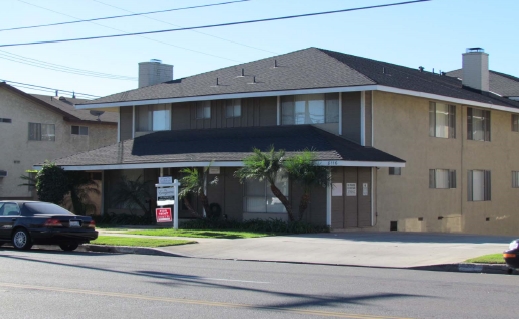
left=281, top=93, right=339, bottom=125
left=135, top=104, right=171, bottom=132
left=71, top=125, right=89, bottom=136
left=429, top=169, right=456, bottom=189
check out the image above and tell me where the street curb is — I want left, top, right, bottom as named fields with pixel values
left=409, top=263, right=510, bottom=274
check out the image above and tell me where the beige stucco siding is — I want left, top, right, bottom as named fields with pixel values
left=0, top=88, right=117, bottom=199
left=372, top=90, right=519, bottom=235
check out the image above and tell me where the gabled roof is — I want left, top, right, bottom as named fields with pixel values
left=0, top=82, right=117, bottom=124
left=79, top=47, right=519, bottom=110
left=447, top=69, right=519, bottom=98
left=45, top=125, right=404, bottom=169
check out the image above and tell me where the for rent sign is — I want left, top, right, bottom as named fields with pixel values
left=156, top=208, right=172, bottom=222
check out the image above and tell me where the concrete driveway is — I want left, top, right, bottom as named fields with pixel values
left=151, top=232, right=517, bottom=268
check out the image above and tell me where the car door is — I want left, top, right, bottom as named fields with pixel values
left=0, top=202, right=21, bottom=240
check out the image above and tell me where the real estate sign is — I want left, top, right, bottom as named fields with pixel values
left=156, top=208, right=172, bottom=222
left=157, top=187, right=175, bottom=206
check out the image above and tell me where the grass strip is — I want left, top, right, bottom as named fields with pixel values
left=91, top=236, right=196, bottom=247
left=465, top=253, right=505, bottom=264
left=126, top=229, right=273, bottom=239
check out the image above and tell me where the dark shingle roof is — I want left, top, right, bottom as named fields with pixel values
left=48, top=125, right=404, bottom=167
left=80, top=47, right=519, bottom=109
left=447, top=69, right=519, bottom=98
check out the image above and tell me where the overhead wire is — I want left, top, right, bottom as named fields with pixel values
left=0, top=0, right=431, bottom=48
left=92, top=0, right=278, bottom=55
left=1, top=0, right=250, bottom=32
left=1, top=79, right=101, bottom=98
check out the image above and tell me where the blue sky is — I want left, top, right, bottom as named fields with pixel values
left=0, top=0, right=517, bottom=98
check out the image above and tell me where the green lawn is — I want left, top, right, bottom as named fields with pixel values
left=126, top=229, right=273, bottom=239
left=90, top=236, right=196, bottom=247
left=465, top=253, right=505, bottom=264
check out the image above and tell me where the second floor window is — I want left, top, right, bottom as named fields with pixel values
left=225, top=99, right=241, bottom=118
left=71, top=125, right=88, bottom=136
left=512, top=114, right=519, bottom=132
left=136, top=104, right=171, bottom=132
left=467, top=108, right=490, bottom=141
left=196, top=101, right=211, bottom=119
left=429, top=102, right=456, bottom=138
left=281, top=93, right=339, bottom=125
left=28, top=123, right=55, bottom=141
left=429, top=169, right=456, bottom=188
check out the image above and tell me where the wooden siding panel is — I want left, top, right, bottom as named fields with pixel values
left=344, top=167, right=358, bottom=227
left=223, top=168, right=243, bottom=221
left=172, top=103, right=191, bottom=131
left=342, top=92, right=361, bottom=143
left=357, top=167, right=372, bottom=227
left=119, top=107, right=133, bottom=141
left=259, top=96, right=278, bottom=126
left=331, top=168, right=344, bottom=228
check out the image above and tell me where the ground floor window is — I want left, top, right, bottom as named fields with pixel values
left=429, top=169, right=456, bottom=188
left=513, top=171, right=519, bottom=188
left=244, top=176, right=288, bottom=213
left=468, top=170, right=491, bottom=201
left=389, top=167, right=401, bottom=175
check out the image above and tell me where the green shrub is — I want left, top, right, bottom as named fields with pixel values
left=179, top=218, right=329, bottom=234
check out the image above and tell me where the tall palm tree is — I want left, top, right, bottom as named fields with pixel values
left=284, top=150, right=330, bottom=221
left=179, top=166, right=218, bottom=218
left=234, top=146, right=295, bottom=221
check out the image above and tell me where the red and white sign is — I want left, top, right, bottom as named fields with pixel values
left=156, top=208, right=172, bottom=223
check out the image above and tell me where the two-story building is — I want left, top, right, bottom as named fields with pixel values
left=0, top=82, right=118, bottom=213
left=43, top=48, right=519, bottom=236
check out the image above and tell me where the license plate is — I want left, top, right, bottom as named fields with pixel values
left=69, top=220, right=80, bottom=227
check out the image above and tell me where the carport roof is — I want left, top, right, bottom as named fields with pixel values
left=41, top=125, right=405, bottom=170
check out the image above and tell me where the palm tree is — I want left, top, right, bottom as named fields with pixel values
left=110, top=175, right=153, bottom=220
left=234, top=146, right=295, bottom=221
left=284, top=149, right=330, bottom=221
left=179, top=166, right=218, bottom=218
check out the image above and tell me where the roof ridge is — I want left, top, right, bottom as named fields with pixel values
left=315, top=48, right=377, bottom=84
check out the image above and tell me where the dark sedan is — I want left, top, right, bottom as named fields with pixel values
left=0, top=200, right=98, bottom=251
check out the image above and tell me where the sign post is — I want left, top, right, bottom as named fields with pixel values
left=155, top=177, right=181, bottom=229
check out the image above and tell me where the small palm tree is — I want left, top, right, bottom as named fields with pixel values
left=110, top=175, right=153, bottom=220
left=234, top=146, right=295, bottom=221
left=179, top=166, right=218, bottom=218
left=284, top=150, right=330, bottom=221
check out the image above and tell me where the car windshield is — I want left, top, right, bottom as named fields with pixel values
left=24, top=202, right=74, bottom=216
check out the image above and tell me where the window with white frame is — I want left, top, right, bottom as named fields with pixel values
left=512, top=114, right=519, bottom=132
left=28, top=123, right=55, bottom=141
left=281, top=93, right=339, bottom=125
left=225, top=99, right=241, bottom=118
left=196, top=101, right=211, bottom=119
left=389, top=167, right=401, bottom=175
left=467, top=108, right=491, bottom=141
left=135, top=104, right=171, bottom=132
left=71, top=125, right=89, bottom=136
left=244, top=175, right=288, bottom=213
left=429, top=169, right=456, bottom=188
left=468, top=170, right=491, bottom=201
left=429, top=102, right=456, bottom=138
left=513, top=171, right=519, bottom=188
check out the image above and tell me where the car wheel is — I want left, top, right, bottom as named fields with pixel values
left=12, top=229, right=33, bottom=250
left=59, top=243, right=79, bottom=252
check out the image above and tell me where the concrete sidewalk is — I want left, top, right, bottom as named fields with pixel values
left=98, top=231, right=516, bottom=269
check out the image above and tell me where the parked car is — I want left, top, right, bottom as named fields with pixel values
left=0, top=200, right=98, bottom=251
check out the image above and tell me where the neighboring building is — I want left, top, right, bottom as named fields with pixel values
left=44, top=48, right=519, bottom=236
left=0, top=82, right=118, bottom=209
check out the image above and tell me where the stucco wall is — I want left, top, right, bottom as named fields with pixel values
left=372, top=91, right=519, bottom=236
left=0, top=88, right=117, bottom=199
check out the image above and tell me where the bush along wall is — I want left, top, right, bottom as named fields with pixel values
left=180, top=218, right=330, bottom=234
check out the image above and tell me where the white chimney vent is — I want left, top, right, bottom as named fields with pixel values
left=462, top=48, right=489, bottom=92
left=138, top=59, right=173, bottom=88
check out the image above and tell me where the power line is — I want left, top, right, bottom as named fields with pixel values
left=92, top=0, right=278, bottom=55
left=16, top=0, right=243, bottom=63
left=0, top=1, right=431, bottom=48
left=3, top=0, right=249, bottom=32
left=0, top=50, right=137, bottom=81
left=1, top=79, right=101, bottom=97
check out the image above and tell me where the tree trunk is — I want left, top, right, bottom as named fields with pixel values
left=199, top=192, right=211, bottom=218
left=298, top=192, right=310, bottom=221
left=270, top=183, right=294, bottom=221
left=183, top=197, right=202, bottom=219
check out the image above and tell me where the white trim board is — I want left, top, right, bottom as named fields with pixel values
left=76, top=85, right=519, bottom=114
left=34, top=160, right=405, bottom=171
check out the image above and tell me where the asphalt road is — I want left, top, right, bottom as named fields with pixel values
left=0, top=248, right=516, bottom=319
